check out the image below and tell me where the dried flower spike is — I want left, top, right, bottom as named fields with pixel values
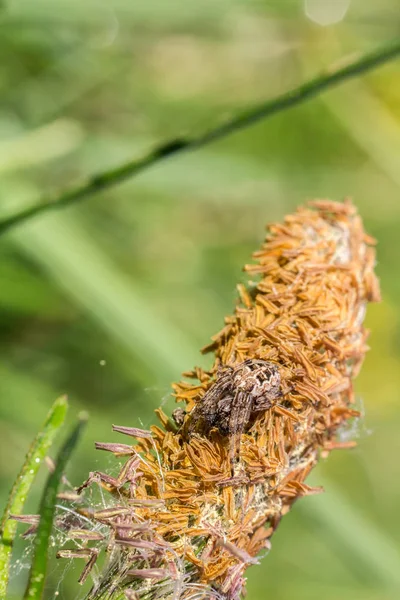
left=60, top=199, right=380, bottom=600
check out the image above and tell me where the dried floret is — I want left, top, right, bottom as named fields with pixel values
left=57, top=199, right=380, bottom=600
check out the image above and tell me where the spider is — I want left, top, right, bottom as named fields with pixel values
left=180, top=359, right=282, bottom=474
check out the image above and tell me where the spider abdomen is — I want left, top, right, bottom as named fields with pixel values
left=189, top=358, right=281, bottom=437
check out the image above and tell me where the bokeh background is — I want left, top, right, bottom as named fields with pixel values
left=1, top=1, right=400, bottom=599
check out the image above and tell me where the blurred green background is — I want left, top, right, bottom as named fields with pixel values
left=1, top=1, right=400, bottom=599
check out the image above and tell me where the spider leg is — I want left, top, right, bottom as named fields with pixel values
left=188, top=367, right=234, bottom=434
left=213, top=370, right=234, bottom=396
left=204, top=371, right=233, bottom=407
left=218, top=369, right=233, bottom=384
left=188, top=375, right=233, bottom=434
left=187, top=407, right=202, bottom=434
left=228, top=391, right=252, bottom=476
left=228, top=434, right=240, bottom=477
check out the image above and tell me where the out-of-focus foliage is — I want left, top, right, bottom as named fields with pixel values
left=0, top=1, right=400, bottom=599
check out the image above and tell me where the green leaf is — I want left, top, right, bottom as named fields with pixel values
left=0, top=396, right=68, bottom=599
left=300, top=477, right=400, bottom=589
left=9, top=208, right=199, bottom=383
left=23, top=412, right=87, bottom=600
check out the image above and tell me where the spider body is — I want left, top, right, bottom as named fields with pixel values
left=187, top=359, right=281, bottom=473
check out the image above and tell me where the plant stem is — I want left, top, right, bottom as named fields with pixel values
left=1, top=38, right=400, bottom=235
left=0, top=397, right=68, bottom=598
left=24, top=413, right=87, bottom=600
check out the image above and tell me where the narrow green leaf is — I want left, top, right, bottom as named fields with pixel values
left=10, top=210, right=199, bottom=382
left=24, top=412, right=87, bottom=600
left=300, top=477, right=400, bottom=588
left=0, top=396, right=68, bottom=599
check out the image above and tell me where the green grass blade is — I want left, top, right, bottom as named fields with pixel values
left=300, top=477, right=400, bottom=588
left=10, top=210, right=199, bottom=382
left=0, top=396, right=68, bottom=598
left=23, top=412, right=87, bottom=600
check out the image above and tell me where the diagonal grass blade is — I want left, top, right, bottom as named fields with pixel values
left=23, top=412, right=87, bottom=600
left=0, top=396, right=68, bottom=598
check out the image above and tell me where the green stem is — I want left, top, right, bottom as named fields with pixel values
left=0, top=397, right=68, bottom=599
left=1, top=38, right=400, bottom=235
left=24, top=413, right=87, bottom=600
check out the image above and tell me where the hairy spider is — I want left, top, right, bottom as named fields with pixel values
left=187, top=358, right=282, bottom=473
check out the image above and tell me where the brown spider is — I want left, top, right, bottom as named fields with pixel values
left=183, top=359, right=282, bottom=474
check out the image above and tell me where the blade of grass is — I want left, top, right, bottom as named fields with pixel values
left=8, top=207, right=199, bottom=383
left=0, top=396, right=68, bottom=599
left=320, top=76, right=400, bottom=188
left=24, top=412, right=87, bottom=600
left=1, top=37, right=400, bottom=234
left=300, top=477, right=400, bottom=588
left=295, top=42, right=400, bottom=589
